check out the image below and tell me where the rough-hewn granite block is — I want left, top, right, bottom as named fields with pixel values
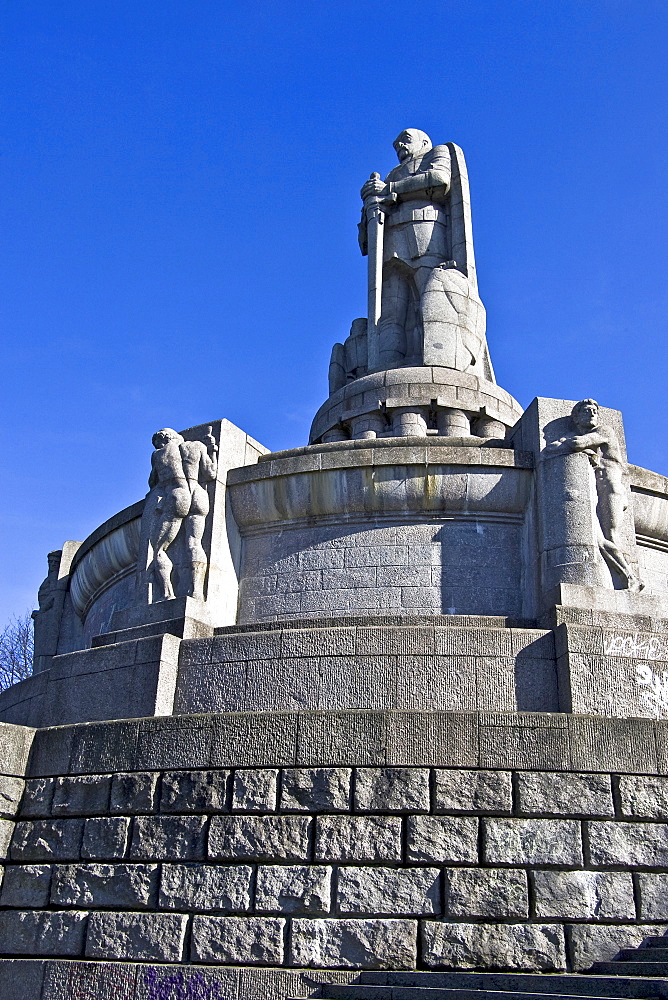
left=588, top=820, right=668, bottom=866
left=618, top=775, right=668, bottom=819
left=130, top=815, right=207, bottom=861
left=110, top=772, right=159, bottom=815
left=255, top=865, right=331, bottom=914
left=159, top=863, right=252, bottom=912
left=337, top=866, right=440, bottom=915
left=569, top=923, right=667, bottom=971
left=280, top=767, right=351, bottom=812
left=314, top=816, right=402, bottom=862
left=516, top=772, right=613, bottom=816
left=0, top=909, right=87, bottom=957
left=637, top=873, right=668, bottom=919
left=355, top=768, right=429, bottom=813
left=406, top=815, right=478, bottom=863
left=484, top=818, right=583, bottom=865
left=18, top=777, right=55, bottom=818
left=10, top=819, right=83, bottom=862
left=208, top=815, right=311, bottom=861
left=160, top=770, right=229, bottom=814
left=533, top=870, right=634, bottom=920
left=191, top=915, right=284, bottom=964
left=232, top=769, right=278, bottom=813
left=52, top=775, right=111, bottom=816
left=291, top=917, right=417, bottom=969
left=87, top=911, right=188, bottom=961
left=51, top=863, right=157, bottom=909
left=81, top=817, right=130, bottom=859
left=422, top=921, right=566, bottom=971
left=434, top=769, right=512, bottom=814
left=445, top=867, right=528, bottom=918
left=0, top=864, right=51, bottom=907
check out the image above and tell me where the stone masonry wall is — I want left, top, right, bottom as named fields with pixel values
left=238, top=521, right=523, bottom=622
left=2, top=763, right=668, bottom=973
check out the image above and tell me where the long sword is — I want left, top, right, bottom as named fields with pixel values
left=363, top=172, right=385, bottom=371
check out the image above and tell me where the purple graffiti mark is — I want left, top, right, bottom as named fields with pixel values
left=143, top=967, right=227, bottom=1000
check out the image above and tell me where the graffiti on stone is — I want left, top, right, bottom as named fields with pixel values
left=143, top=968, right=228, bottom=1000
left=604, top=632, right=668, bottom=660
left=636, top=662, right=668, bottom=718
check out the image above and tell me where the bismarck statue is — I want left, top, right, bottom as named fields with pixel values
left=314, top=130, right=516, bottom=443
left=360, top=128, right=491, bottom=377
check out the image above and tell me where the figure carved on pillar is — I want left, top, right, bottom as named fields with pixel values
left=544, top=399, right=643, bottom=593
left=145, top=427, right=218, bottom=603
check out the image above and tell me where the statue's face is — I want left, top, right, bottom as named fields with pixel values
left=574, top=402, right=599, bottom=431
left=393, top=130, right=427, bottom=162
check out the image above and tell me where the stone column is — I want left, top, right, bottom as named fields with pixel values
left=391, top=407, right=428, bottom=437
left=436, top=408, right=469, bottom=437
left=350, top=413, right=386, bottom=439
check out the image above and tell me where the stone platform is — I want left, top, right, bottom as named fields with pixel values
left=3, top=709, right=668, bottom=997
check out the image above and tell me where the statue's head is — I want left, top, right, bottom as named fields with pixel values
left=571, top=399, right=599, bottom=431
left=47, top=550, right=61, bottom=573
left=152, top=428, right=183, bottom=449
left=393, top=128, right=432, bottom=162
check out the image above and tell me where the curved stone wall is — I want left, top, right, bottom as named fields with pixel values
left=228, top=441, right=533, bottom=622
left=46, top=451, right=668, bottom=644
left=67, top=501, right=144, bottom=633
left=630, top=466, right=668, bottom=598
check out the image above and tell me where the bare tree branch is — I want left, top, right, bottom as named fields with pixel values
left=0, top=612, right=34, bottom=691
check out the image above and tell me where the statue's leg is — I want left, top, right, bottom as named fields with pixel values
left=596, top=484, right=644, bottom=591
left=418, top=266, right=468, bottom=370
left=185, top=513, right=207, bottom=601
left=378, top=269, right=409, bottom=368
left=418, top=266, right=487, bottom=373
left=152, top=517, right=182, bottom=601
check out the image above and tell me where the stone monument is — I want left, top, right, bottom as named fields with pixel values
left=1, top=130, right=668, bottom=1000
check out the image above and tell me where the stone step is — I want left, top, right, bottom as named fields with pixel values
left=591, top=962, right=668, bottom=977
left=357, top=972, right=667, bottom=998
left=618, top=949, right=668, bottom=962
left=636, top=937, right=668, bottom=949
left=316, top=986, right=646, bottom=1000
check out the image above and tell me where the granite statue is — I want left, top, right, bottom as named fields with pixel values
left=545, top=399, right=643, bottom=593
left=145, top=426, right=218, bottom=602
left=350, top=128, right=492, bottom=379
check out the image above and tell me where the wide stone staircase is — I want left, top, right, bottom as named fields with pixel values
left=311, top=967, right=668, bottom=1000
left=592, top=934, right=668, bottom=977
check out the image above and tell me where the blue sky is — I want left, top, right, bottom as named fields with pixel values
left=1, top=0, right=667, bottom=621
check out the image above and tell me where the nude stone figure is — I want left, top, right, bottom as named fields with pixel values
left=545, top=399, right=643, bottom=593
left=148, top=427, right=218, bottom=602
